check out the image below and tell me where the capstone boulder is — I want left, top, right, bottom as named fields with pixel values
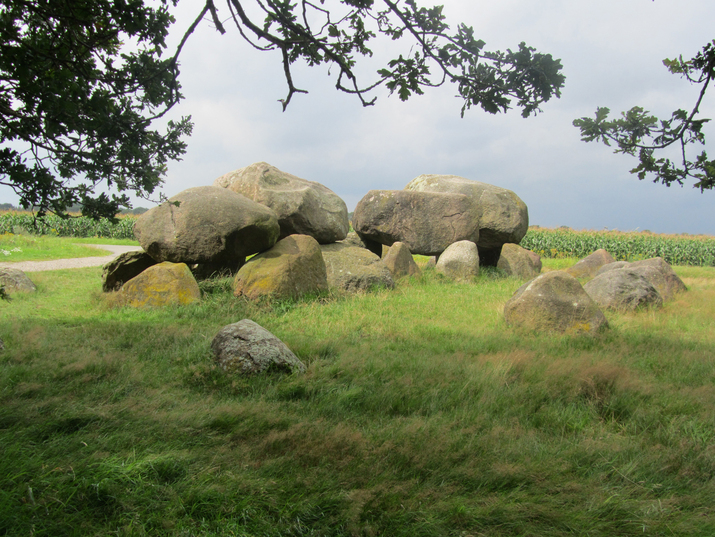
left=214, top=162, right=349, bottom=243
left=404, top=174, right=528, bottom=265
left=233, top=234, right=328, bottom=300
left=134, top=186, right=280, bottom=266
left=352, top=189, right=480, bottom=257
left=504, top=271, right=608, bottom=335
left=212, top=319, right=306, bottom=375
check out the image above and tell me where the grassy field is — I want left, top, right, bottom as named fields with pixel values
left=0, top=233, right=139, bottom=262
left=1, top=240, right=714, bottom=536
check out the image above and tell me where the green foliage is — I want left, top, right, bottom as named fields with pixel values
left=574, top=40, right=715, bottom=191
left=2, top=0, right=565, bottom=219
left=0, top=0, right=192, bottom=218
left=521, top=227, right=715, bottom=266
left=0, top=213, right=136, bottom=239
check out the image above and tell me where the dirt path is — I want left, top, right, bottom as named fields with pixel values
left=0, top=244, right=143, bottom=272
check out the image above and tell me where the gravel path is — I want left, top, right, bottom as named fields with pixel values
left=0, top=244, right=143, bottom=272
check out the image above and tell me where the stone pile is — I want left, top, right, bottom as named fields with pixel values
left=104, top=164, right=534, bottom=306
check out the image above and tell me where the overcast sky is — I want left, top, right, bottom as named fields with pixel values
left=4, top=0, right=715, bottom=234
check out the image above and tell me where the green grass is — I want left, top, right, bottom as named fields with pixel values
left=0, top=234, right=139, bottom=262
left=1, top=257, right=714, bottom=536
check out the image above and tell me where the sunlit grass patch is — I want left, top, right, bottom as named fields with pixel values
left=1, top=260, right=715, bottom=535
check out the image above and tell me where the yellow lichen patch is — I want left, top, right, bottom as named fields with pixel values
left=119, top=262, right=200, bottom=308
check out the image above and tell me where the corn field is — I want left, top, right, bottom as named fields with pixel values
left=0, top=212, right=137, bottom=240
left=520, top=227, right=715, bottom=267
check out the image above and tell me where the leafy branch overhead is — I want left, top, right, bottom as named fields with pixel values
left=0, top=0, right=565, bottom=219
left=574, top=40, right=715, bottom=192
left=208, top=0, right=565, bottom=117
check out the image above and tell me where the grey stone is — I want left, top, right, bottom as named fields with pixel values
left=565, top=249, right=616, bottom=280
left=215, top=162, right=349, bottom=243
left=584, top=269, right=663, bottom=311
left=382, top=242, right=421, bottom=279
left=497, top=243, right=541, bottom=279
left=627, top=257, right=687, bottom=301
left=352, top=189, right=480, bottom=257
left=404, top=174, right=528, bottom=265
left=102, top=250, right=157, bottom=292
left=134, top=186, right=280, bottom=266
left=233, top=234, right=328, bottom=300
left=118, top=262, right=201, bottom=308
left=212, top=319, right=306, bottom=375
left=504, top=271, right=608, bottom=335
left=595, top=261, right=630, bottom=277
left=0, top=267, right=36, bottom=294
left=435, top=240, right=480, bottom=281
left=320, top=242, right=395, bottom=292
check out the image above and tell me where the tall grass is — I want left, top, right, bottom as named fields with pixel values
left=1, top=261, right=714, bottom=535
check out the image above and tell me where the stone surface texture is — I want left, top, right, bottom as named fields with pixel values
left=595, top=261, right=630, bottom=277
left=0, top=267, right=36, bottom=294
left=212, top=319, right=306, bottom=375
left=627, top=257, right=687, bottom=301
left=233, top=234, right=328, bottom=300
left=102, top=250, right=157, bottom=292
left=320, top=242, right=395, bottom=292
left=352, top=189, right=480, bottom=257
left=119, top=262, right=201, bottom=308
left=134, top=186, right=280, bottom=265
left=404, top=174, right=528, bottom=263
left=214, top=162, right=349, bottom=243
left=382, top=242, right=421, bottom=279
left=435, top=240, right=480, bottom=281
left=584, top=269, right=663, bottom=311
left=565, top=249, right=616, bottom=279
left=504, top=271, right=608, bottom=335
left=497, top=243, right=541, bottom=279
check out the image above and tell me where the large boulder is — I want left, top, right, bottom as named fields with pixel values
left=565, top=249, right=616, bottom=280
left=118, top=262, right=201, bottom=308
left=382, top=242, right=421, bottom=279
left=504, top=271, right=608, bottom=335
left=134, top=186, right=280, bottom=267
left=627, top=257, right=687, bottom=301
left=584, top=269, right=663, bottom=311
left=595, top=261, right=630, bottom=277
left=404, top=174, right=528, bottom=265
left=497, top=243, right=541, bottom=279
left=320, top=242, right=395, bottom=292
left=435, top=240, right=480, bottom=282
left=233, top=234, right=328, bottom=300
left=102, top=250, right=157, bottom=292
left=214, top=162, right=349, bottom=244
left=0, top=268, right=36, bottom=294
left=352, top=189, right=480, bottom=257
left=212, top=319, right=306, bottom=376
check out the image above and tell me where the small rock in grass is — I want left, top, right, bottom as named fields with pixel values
left=212, top=319, right=306, bottom=375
